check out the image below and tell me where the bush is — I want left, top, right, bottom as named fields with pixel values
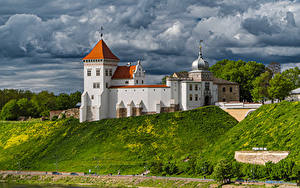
left=150, top=161, right=163, bottom=175
left=51, top=115, right=58, bottom=121
left=0, top=99, right=19, bottom=120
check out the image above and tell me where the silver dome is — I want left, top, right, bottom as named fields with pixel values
left=192, top=45, right=209, bottom=71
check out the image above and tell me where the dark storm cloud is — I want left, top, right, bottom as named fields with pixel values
left=242, top=16, right=281, bottom=35
left=0, top=0, right=300, bottom=92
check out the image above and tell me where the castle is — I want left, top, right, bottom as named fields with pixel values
left=80, top=39, right=239, bottom=122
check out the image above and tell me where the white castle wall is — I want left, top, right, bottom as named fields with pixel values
left=108, top=87, right=171, bottom=118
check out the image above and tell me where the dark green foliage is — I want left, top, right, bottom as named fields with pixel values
left=268, top=73, right=294, bottom=101
left=0, top=89, right=82, bottom=119
left=0, top=89, right=34, bottom=112
left=56, top=93, right=72, bottom=110
left=213, top=159, right=233, bottom=184
left=17, top=98, right=36, bottom=117
left=281, top=67, right=300, bottom=89
left=209, top=59, right=265, bottom=102
left=251, top=70, right=272, bottom=103
left=0, top=99, right=19, bottom=120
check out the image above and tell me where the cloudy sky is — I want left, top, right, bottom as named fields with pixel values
left=1, top=0, right=300, bottom=93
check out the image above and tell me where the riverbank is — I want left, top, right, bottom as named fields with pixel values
left=0, top=173, right=215, bottom=188
left=0, top=171, right=298, bottom=188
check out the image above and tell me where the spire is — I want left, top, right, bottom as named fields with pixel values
left=199, top=40, right=203, bottom=58
left=100, top=26, right=104, bottom=40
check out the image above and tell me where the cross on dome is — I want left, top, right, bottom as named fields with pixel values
left=191, top=40, right=209, bottom=71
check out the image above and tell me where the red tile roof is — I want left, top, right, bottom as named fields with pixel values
left=110, top=85, right=169, bottom=89
left=112, top=65, right=136, bottom=79
left=83, top=40, right=119, bottom=61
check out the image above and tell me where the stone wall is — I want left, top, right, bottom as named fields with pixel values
left=235, top=151, right=289, bottom=165
left=217, top=84, right=239, bottom=102
left=50, top=108, right=79, bottom=120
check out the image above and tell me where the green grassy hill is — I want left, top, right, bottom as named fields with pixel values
left=202, top=101, right=300, bottom=165
left=0, top=106, right=237, bottom=174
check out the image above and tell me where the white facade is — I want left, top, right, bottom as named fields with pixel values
left=80, top=40, right=220, bottom=122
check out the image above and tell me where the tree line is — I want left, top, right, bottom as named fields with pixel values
left=210, top=60, right=300, bottom=102
left=150, top=158, right=300, bottom=184
left=0, top=90, right=81, bottom=120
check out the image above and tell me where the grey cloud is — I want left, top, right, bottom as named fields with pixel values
left=286, top=11, right=296, bottom=27
left=242, top=16, right=281, bottom=36
left=0, top=0, right=300, bottom=93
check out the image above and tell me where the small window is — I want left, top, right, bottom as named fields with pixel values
left=93, top=82, right=100, bottom=88
left=125, top=81, right=129, bottom=84
left=189, top=94, right=193, bottom=101
left=105, top=69, right=109, bottom=76
left=195, top=85, right=198, bottom=91
left=136, top=80, right=138, bottom=84
left=195, top=94, right=198, bottom=101
left=205, top=82, right=210, bottom=91
left=87, top=69, right=91, bottom=76
left=96, top=68, right=100, bottom=76
left=189, top=84, right=193, bottom=91
left=91, top=95, right=94, bottom=100
left=142, top=80, right=144, bottom=84
left=106, top=83, right=108, bottom=88
left=109, top=69, right=112, bottom=76
left=230, top=87, right=233, bottom=92
left=223, top=98, right=226, bottom=102
left=223, top=87, right=226, bottom=92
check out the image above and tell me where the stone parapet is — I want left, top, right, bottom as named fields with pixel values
left=235, top=151, right=289, bottom=165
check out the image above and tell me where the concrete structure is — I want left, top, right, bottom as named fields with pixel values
left=287, top=88, right=300, bottom=101
left=80, top=39, right=239, bottom=122
left=235, top=151, right=289, bottom=165
left=216, top=102, right=262, bottom=121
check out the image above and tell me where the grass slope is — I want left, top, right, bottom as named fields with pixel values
left=0, top=106, right=237, bottom=174
left=203, top=101, right=300, bottom=164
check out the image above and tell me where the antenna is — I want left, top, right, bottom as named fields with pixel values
left=100, top=26, right=104, bottom=40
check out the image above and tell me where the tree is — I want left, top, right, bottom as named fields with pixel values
left=69, top=91, right=82, bottom=107
left=268, top=73, right=294, bottom=102
left=209, top=59, right=265, bottom=102
left=213, top=159, right=233, bottom=184
left=17, top=98, right=36, bottom=117
left=56, top=93, right=72, bottom=110
left=31, top=91, right=57, bottom=116
left=281, top=67, right=300, bottom=89
left=0, top=99, right=19, bottom=120
left=251, top=71, right=272, bottom=103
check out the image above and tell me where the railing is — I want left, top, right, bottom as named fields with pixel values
left=215, top=102, right=262, bottom=109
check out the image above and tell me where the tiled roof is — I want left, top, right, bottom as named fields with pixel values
left=112, top=65, right=136, bottom=79
left=83, top=40, right=119, bottom=61
left=213, top=77, right=239, bottom=85
left=110, top=85, right=169, bottom=89
left=172, top=71, right=189, bottom=78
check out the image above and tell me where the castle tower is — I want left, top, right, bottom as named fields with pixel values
left=80, top=39, right=119, bottom=122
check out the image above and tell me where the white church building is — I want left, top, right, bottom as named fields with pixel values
left=80, top=39, right=239, bottom=122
